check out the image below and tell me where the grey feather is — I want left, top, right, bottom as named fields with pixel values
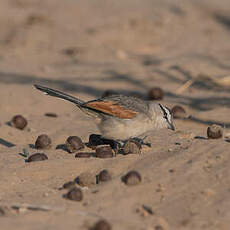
left=34, top=85, right=85, bottom=105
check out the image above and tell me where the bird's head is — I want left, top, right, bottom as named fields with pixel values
left=149, top=102, right=175, bottom=131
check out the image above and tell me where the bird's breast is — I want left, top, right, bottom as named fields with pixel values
left=97, top=115, right=153, bottom=140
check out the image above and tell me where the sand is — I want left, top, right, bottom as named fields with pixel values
left=0, top=0, right=230, bottom=229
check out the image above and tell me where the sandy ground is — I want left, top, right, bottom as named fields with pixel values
left=1, top=0, right=230, bottom=229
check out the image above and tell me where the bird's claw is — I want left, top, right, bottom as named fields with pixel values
left=130, top=137, right=151, bottom=148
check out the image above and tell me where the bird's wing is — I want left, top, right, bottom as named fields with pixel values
left=83, top=96, right=141, bottom=119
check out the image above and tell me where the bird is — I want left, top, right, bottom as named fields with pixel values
left=34, top=85, right=174, bottom=147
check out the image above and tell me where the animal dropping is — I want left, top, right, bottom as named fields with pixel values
left=171, top=105, right=187, bottom=119
left=91, top=219, right=112, bottom=230
left=65, top=136, right=84, bottom=153
left=27, top=153, right=48, bottom=162
left=11, top=115, right=27, bottom=130
left=62, top=181, right=76, bottom=190
left=75, top=152, right=92, bottom=158
left=76, top=172, right=96, bottom=187
left=123, top=140, right=141, bottom=155
left=44, top=112, right=58, bottom=117
left=65, top=187, right=83, bottom=201
left=154, top=225, right=164, bottom=230
left=122, top=170, right=142, bottom=186
left=95, top=145, right=114, bottom=158
left=207, top=124, right=223, bottom=139
left=97, top=170, right=112, bottom=183
left=35, top=134, right=52, bottom=149
left=102, top=90, right=118, bottom=98
left=148, top=87, right=164, bottom=100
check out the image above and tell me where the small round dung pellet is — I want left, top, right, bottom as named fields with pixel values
left=122, top=170, right=142, bottom=186
left=98, top=170, right=112, bottom=183
left=91, top=219, right=112, bottom=230
left=44, top=112, right=58, bottom=117
left=123, top=140, right=141, bottom=155
left=101, top=90, right=118, bottom=98
left=148, top=87, right=164, bottom=100
left=154, top=225, right=164, bottom=230
left=207, top=124, right=223, bottom=139
left=77, top=172, right=96, bottom=187
left=171, top=105, right=187, bottom=119
left=11, top=115, right=28, bottom=130
left=95, top=145, right=114, bottom=158
left=35, top=134, right=52, bottom=149
left=62, top=181, right=76, bottom=190
left=27, top=153, right=48, bottom=162
left=75, top=152, right=92, bottom=158
left=65, top=136, right=84, bottom=153
left=65, top=188, right=83, bottom=201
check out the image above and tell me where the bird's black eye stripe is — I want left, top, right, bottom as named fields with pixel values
left=159, top=103, right=169, bottom=120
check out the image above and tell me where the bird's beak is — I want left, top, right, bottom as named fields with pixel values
left=169, top=123, right=175, bottom=131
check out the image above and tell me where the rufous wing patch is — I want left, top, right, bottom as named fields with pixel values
left=85, top=101, right=138, bottom=119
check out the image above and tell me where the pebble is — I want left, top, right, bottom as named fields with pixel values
left=101, top=90, right=118, bottom=98
left=207, top=124, right=223, bottom=139
left=0, top=207, right=5, bottom=216
left=65, top=187, right=83, bottom=201
left=76, top=172, right=96, bottom=187
left=155, top=225, right=164, bottom=230
left=148, top=87, right=164, bottom=100
left=44, top=112, right=58, bottom=117
left=27, top=153, right=48, bottom=162
left=122, top=170, right=142, bottom=186
left=91, top=219, right=112, bottom=230
left=62, top=47, right=82, bottom=56
left=95, top=145, right=114, bottom=158
left=62, top=181, right=76, bottom=190
left=75, top=152, right=92, bottom=158
left=97, top=170, right=112, bottom=183
left=123, top=140, right=141, bottom=155
left=35, top=134, right=52, bottom=149
left=171, top=105, right=187, bottom=119
left=65, top=136, right=84, bottom=153
left=11, top=115, right=27, bottom=130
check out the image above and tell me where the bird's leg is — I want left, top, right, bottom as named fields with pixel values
left=99, top=137, right=151, bottom=156
left=100, top=137, right=151, bottom=155
left=129, top=136, right=152, bottom=148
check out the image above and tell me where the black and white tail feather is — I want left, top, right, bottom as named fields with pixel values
left=34, top=84, right=84, bottom=106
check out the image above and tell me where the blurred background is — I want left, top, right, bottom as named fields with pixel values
left=1, top=1, right=230, bottom=230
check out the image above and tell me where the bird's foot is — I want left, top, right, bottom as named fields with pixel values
left=88, top=134, right=151, bottom=156
left=129, top=136, right=151, bottom=148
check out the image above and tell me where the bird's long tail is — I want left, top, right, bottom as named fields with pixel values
left=34, top=85, right=85, bottom=106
